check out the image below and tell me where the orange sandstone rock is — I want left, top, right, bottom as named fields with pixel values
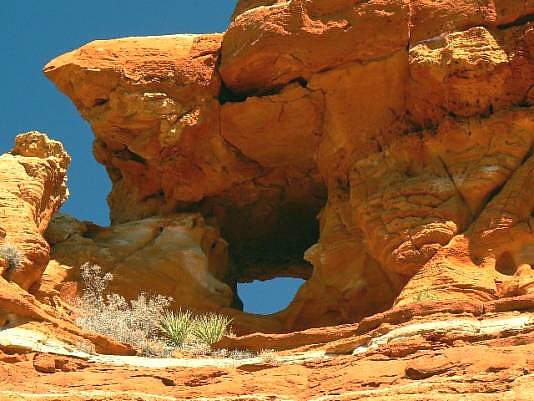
left=0, top=0, right=532, bottom=396
left=408, top=24, right=534, bottom=126
left=0, top=132, right=70, bottom=291
left=221, top=0, right=410, bottom=93
left=44, top=34, right=259, bottom=223
left=2, top=298, right=534, bottom=399
left=42, top=0, right=534, bottom=334
left=43, top=213, right=236, bottom=311
left=221, top=82, right=323, bottom=169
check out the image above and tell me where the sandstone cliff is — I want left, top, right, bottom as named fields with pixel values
left=0, top=0, right=533, bottom=399
left=42, top=0, right=534, bottom=332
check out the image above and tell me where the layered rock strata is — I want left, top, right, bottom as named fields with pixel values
left=1, top=295, right=534, bottom=400
left=0, top=0, right=532, bottom=398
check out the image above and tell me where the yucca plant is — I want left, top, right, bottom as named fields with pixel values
left=160, top=309, right=194, bottom=346
left=191, top=313, right=233, bottom=345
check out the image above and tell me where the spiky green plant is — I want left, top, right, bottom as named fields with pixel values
left=159, top=309, right=194, bottom=346
left=0, top=244, right=22, bottom=273
left=191, top=313, right=233, bottom=345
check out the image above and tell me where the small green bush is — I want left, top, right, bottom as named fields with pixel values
left=160, top=309, right=194, bottom=346
left=191, top=312, right=233, bottom=345
left=0, top=243, right=22, bottom=273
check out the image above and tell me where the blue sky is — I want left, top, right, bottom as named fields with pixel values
left=0, top=1, right=304, bottom=314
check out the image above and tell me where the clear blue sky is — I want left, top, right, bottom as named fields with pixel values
left=0, top=1, right=304, bottom=315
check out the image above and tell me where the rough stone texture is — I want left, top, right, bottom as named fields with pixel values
left=0, top=274, right=134, bottom=355
left=0, top=132, right=70, bottom=291
left=44, top=34, right=325, bottom=283
left=2, top=297, right=534, bottom=399
left=0, top=0, right=532, bottom=397
left=42, top=2, right=534, bottom=333
left=42, top=213, right=236, bottom=310
left=221, top=0, right=411, bottom=94
left=408, top=24, right=534, bottom=126
left=43, top=34, right=257, bottom=222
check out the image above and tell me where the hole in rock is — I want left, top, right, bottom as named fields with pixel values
left=237, top=277, right=306, bottom=314
left=195, top=176, right=325, bottom=321
left=92, top=98, right=108, bottom=107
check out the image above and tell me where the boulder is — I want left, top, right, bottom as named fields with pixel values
left=42, top=213, right=235, bottom=311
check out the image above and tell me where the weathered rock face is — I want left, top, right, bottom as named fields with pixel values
left=43, top=0, right=534, bottom=333
left=43, top=213, right=236, bottom=310
left=0, top=132, right=70, bottom=291
left=2, top=296, right=534, bottom=400
left=0, top=0, right=533, bottom=398
left=44, top=34, right=324, bottom=282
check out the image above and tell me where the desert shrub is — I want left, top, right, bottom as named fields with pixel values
left=204, top=347, right=255, bottom=360
left=75, top=263, right=171, bottom=353
left=258, top=349, right=278, bottom=364
left=0, top=243, right=22, bottom=273
left=75, top=262, right=234, bottom=357
left=191, top=312, right=233, bottom=345
left=160, top=309, right=194, bottom=346
left=74, top=339, right=96, bottom=355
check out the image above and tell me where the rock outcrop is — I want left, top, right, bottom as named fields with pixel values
left=0, top=132, right=70, bottom=291
left=0, top=0, right=533, bottom=399
left=0, top=134, right=132, bottom=354
left=2, top=296, right=534, bottom=400
left=42, top=213, right=236, bottom=311
left=43, top=0, right=534, bottom=332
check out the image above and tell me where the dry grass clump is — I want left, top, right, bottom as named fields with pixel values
left=0, top=243, right=22, bottom=273
left=75, top=263, right=234, bottom=358
left=258, top=349, right=279, bottom=365
left=210, top=348, right=255, bottom=360
left=75, top=263, right=172, bottom=355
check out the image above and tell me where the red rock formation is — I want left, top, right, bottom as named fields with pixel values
left=43, top=213, right=236, bottom=310
left=0, top=0, right=532, bottom=396
left=1, top=296, right=534, bottom=399
left=42, top=0, right=534, bottom=333
left=0, top=132, right=70, bottom=291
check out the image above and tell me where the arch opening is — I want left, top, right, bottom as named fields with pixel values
left=237, top=277, right=306, bottom=315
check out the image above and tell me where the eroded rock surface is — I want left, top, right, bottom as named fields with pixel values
left=2, top=296, right=534, bottom=400
left=0, top=132, right=70, bottom=291
left=42, top=1, right=534, bottom=332
left=42, top=212, right=236, bottom=311
left=0, top=0, right=533, bottom=398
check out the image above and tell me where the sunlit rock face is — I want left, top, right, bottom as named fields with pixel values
left=0, top=132, right=70, bottom=291
left=43, top=33, right=324, bottom=287
left=43, top=0, right=534, bottom=332
left=44, top=213, right=235, bottom=311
